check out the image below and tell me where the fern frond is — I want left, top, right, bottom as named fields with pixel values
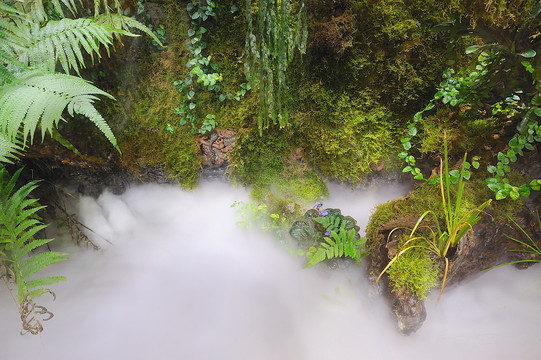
left=0, top=71, right=117, bottom=148
left=0, top=133, right=23, bottom=164
left=20, top=18, right=117, bottom=75
left=0, top=166, right=67, bottom=304
left=14, top=0, right=79, bottom=23
left=97, top=13, right=164, bottom=47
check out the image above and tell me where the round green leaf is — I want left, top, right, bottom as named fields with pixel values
left=519, top=49, right=536, bottom=58
left=495, top=190, right=507, bottom=200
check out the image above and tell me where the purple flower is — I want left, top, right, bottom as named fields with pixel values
left=324, top=231, right=331, bottom=236
left=320, top=210, right=329, bottom=217
left=313, top=202, right=323, bottom=210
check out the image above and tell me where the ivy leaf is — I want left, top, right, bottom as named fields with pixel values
left=519, top=49, right=536, bottom=58
left=519, top=185, right=531, bottom=198
left=530, top=179, right=541, bottom=191
left=189, top=102, right=196, bottom=110
left=534, top=107, right=541, bottom=117
left=465, top=45, right=482, bottom=54
left=219, top=94, right=226, bottom=102
left=509, top=188, right=520, bottom=200
left=449, top=169, right=460, bottom=183
left=408, top=127, right=417, bottom=136
left=188, top=29, right=195, bottom=37
left=495, top=190, right=508, bottom=200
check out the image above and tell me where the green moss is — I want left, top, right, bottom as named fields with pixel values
left=291, top=88, right=401, bottom=183
left=448, top=0, right=539, bottom=28
left=387, top=240, right=439, bottom=299
left=228, top=126, right=329, bottom=217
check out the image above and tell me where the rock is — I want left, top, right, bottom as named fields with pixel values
left=368, top=195, right=541, bottom=335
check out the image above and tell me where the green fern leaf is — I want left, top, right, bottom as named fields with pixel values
left=0, top=133, right=23, bottom=163
left=0, top=166, right=67, bottom=303
left=0, top=72, right=117, bottom=148
left=98, top=13, right=165, bottom=48
left=19, top=251, right=68, bottom=280
left=20, top=18, right=116, bottom=75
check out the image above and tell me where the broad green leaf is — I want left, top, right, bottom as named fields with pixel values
left=520, top=49, right=536, bottom=58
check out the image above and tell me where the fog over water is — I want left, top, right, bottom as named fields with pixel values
left=0, top=181, right=540, bottom=360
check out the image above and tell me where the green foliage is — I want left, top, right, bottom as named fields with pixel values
left=0, top=166, right=67, bottom=334
left=378, top=133, right=491, bottom=299
left=11, top=17, right=117, bottom=76
left=448, top=0, right=539, bottom=28
left=0, top=0, right=159, bottom=157
left=229, top=128, right=289, bottom=187
left=387, top=244, right=438, bottom=300
left=244, top=0, right=307, bottom=132
left=305, top=227, right=365, bottom=268
left=0, top=72, right=117, bottom=149
left=231, top=200, right=288, bottom=240
left=344, top=0, right=448, bottom=109
left=171, top=0, right=250, bottom=135
left=485, top=58, right=541, bottom=200
left=486, top=212, right=541, bottom=269
left=290, top=207, right=367, bottom=268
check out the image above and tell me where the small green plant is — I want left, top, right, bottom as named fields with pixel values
left=485, top=54, right=541, bottom=200
left=290, top=204, right=367, bottom=268
left=150, top=24, right=166, bottom=49
left=486, top=212, right=541, bottom=270
left=378, top=132, right=491, bottom=299
left=231, top=200, right=287, bottom=239
left=0, top=166, right=67, bottom=335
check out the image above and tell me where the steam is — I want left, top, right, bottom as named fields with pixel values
left=0, top=181, right=539, bottom=360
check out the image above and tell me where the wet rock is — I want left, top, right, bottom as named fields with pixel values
left=368, top=214, right=428, bottom=335
left=197, top=129, right=236, bottom=171
left=368, top=195, right=541, bottom=335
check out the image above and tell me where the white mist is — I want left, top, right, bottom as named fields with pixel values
left=0, top=181, right=539, bottom=360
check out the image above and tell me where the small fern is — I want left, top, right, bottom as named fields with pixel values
left=0, top=166, right=67, bottom=334
left=290, top=207, right=367, bottom=268
left=0, top=166, right=67, bottom=300
left=304, top=226, right=366, bottom=268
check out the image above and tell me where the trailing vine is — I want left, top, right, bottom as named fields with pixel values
left=486, top=55, right=541, bottom=200
left=244, top=0, right=307, bottom=133
left=399, top=49, right=541, bottom=199
left=169, top=0, right=250, bottom=135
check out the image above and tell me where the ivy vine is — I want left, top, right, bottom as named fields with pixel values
left=400, top=49, right=541, bottom=200
left=167, top=0, right=250, bottom=135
